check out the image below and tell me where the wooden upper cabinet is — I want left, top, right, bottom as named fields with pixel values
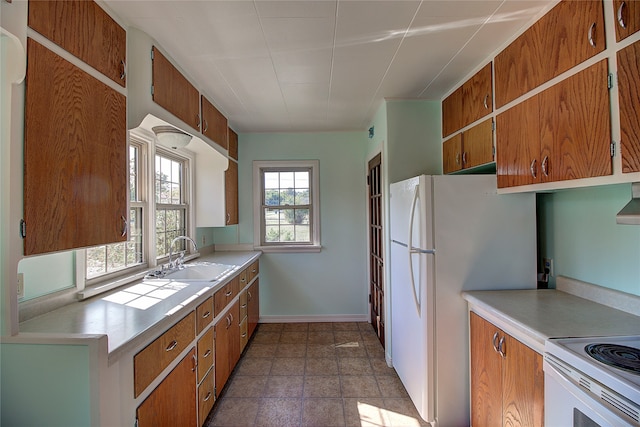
left=152, top=46, right=201, bottom=132
left=28, top=0, right=126, bottom=87
left=463, top=119, right=494, bottom=169
left=201, top=95, right=228, bottom=150
left=613, top=0, right=640, bottom=41
left=443, top=134, right=463, bottom=174
left=225, top=160, right=239, bottom=225
left=539, top=59, right=612, bottom=182
left=442, top=86, right=463, bottom=137
left=495, top=0, right=606, bottom=108
left=617, top=40, right=640, bottom=173
left=228, top=128, right=239, bottom=160
left=24, top=39, right=127, bottom=255
left=462, top=63, right=493, bottom=125
left=442, top=63, right=492, bottom=137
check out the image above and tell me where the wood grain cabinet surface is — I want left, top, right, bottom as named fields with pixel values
left=24, top=38, right=127, bottom=255
left=28, top=0, right=127, bottom=86
left=442, top=63, right=492, bottom=137
left=198, top=369, right=215, bottom=427
left=136, top=348, right=197, bottom=427
left=247, top=279, right=260, bottom=339
left=152, top=46, right=201, bottom=132
left=443, top=119, right=494, bottom=174
left=228, top=128, right=239, bottom=160
left=197, top=327, right=214, bottom=384
left=613, top=0, right=640, bottom=42
left=470, top=312, right=544, bottom=427
left=214, top=301, right=240, bottom=396
left=617, top=40, right=640, bottom=173
left=496, top=60, right=611, bottom=188
left=494, top=0, right=605, bottom=108
left=201, top=95, right=228, bottom=149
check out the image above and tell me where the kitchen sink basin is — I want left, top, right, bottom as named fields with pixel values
left=144, top=262, right=236, bottom=282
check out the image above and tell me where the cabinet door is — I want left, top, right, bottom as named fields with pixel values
left=214, top=313, right=231, bottom=395
left=613, top=0, right=640, bottom=42
left=228, top=128, right=239, bottom=160
left=28, top=0, right=127, bottom=86
left=198, top=369, right=215, bottom=427
left=24, top=38, right=127, bottom=255
left=502, top=335, right=544, bottom=427
left=229, top=301, right=241, bottom=369
left=197, top=327, right=214, bottom=384
left=463, top=119, right=494, bottom=169
left=247, top=279, right=259, bottom=338
left=443, top=134, right=462, bottom=174
left=225, top=160, right=239, bottom=225
left=539, top=59, right=612, bottom=182
left=470, top=313, right=503, bottom=427
left=495, top=0, right=605, bottom=108
left=201, top=95, right=228, bottom=149
left=495, top=95, right=540, bottom=188
left=137, top=349, right=197, bottom=427
left=462, top=63, right=493, bottom=126
left=442, top=86, right=463, bottom=137
left=617, top=40, right=640, bottom=173
left=152, top=46, right=200, bottom=131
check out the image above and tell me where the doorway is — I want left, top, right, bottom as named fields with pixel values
left=367, top=153, right=384, bottom=348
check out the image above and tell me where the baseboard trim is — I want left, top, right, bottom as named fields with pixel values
left=259, top=314, right=369, bottom=323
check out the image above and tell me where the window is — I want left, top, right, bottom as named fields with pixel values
left=155, top=152, right=188, bottom=259
left=86, top=144, right=144, bottom=279
left=253, top=160, right=320, bottom=252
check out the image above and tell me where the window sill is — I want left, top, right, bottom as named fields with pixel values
left=254, top=244, right=322, bottom=253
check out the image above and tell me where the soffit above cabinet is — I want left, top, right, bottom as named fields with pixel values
left=103, top=0, right=554, bottom=133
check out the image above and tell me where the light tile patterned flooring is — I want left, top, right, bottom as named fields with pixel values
left=206, top=322, right=430, bottom=427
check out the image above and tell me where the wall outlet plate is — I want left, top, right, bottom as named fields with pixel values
left=543, top=258, right=554, bottom=277
left=17, top=272, right=25, bottom=299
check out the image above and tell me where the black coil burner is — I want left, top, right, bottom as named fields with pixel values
left=585, top=343, right=640, bottom=375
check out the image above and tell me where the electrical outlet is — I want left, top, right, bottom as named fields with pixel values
left=17, top=273, right=25, bottom=299
left=201, top=235, right=206, bottom=246
left=543, top=258, right=554, bottom=277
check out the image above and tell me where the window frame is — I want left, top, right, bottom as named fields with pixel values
left=253, top=160, right=321, bottom=253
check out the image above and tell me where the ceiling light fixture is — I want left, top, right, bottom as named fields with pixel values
left=152, top=125, right=192, bottom=149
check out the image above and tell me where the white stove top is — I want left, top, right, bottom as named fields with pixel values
left=546, top=335, right=640, bottom=405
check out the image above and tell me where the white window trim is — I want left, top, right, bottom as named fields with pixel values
left=253, top=160, right=321, bottom=253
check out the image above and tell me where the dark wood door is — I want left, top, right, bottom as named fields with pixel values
left=201, top=95, right=228, bottom=149
left=214, top=313, right=231, bottom=396
left=136, top=349, right=197, bottom=427
left=367, top=153, right=384, bottom=348
left=442, top=86, right=463, bottom=137
left=248, top=280, right=260, bottom=338
left=462, top=62, right=493, bottom=126
left=470, top=313, right=503, bottom=427
left=24, top=38, right=127, bottom=255
left=617, top=40, right=640, bottom=173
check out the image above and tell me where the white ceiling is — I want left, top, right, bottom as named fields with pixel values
left=104, top=0, right=554, bottom=133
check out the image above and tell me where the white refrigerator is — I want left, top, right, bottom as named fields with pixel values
left=389, top=174, right=536, bottom=427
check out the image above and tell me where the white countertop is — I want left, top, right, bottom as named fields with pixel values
left=19, top=251, right=260, bottom=361
left=462, top=285, right=640, bottom=354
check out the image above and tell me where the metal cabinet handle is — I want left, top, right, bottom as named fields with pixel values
left=530, top=159, right=537, bottom=179
left=225, top=290, right=232, bottom=297
left=455, top=153, right=460, bottom=165
left=241, top=277, right=246, bottom=283
left=498, top=336, right=506, bottom=358
left=204, top=391, right=212, bottom=402
left=229, top=313, right=233, bottom=323
left=226, top=212, right=231, bottom=224
left=121, top=215, right=128, bottom=237
left=226, top=315, right=231, bottom=328
left=120, top=60, right=126, bottom=80
left=202, top=310, right=211, bottom=319
left=617, top=2, right=627, bottom=29
left=252, top=268, right=257, bottom=274
left=196, top=114, right=201, bottom=129
left=203, top=349, right=211, bottom=358
left=492, top=332, right=500, bottom=353
left=483, top=94, right=489, bottom=110
left=588, top=22, right=597, bottom=48
left=203, top=119, right=209, bottom=133
left=241, top=303, right=247, bottom=309
left=462, top=152, right=467, bottom=166
left=165, top=340, right=178, bottom=351
left=241, top=332, right=247, bottom=338
left=191, top=353, right=197, bottom=372
left=248, top=291, right=252, bottom=300
left=542, top=156, right=549, bottom=177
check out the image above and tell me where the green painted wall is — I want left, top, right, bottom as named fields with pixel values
left=0, top=343, right=92, bottom=426
left=219, top=131, right=370, bottom=317
left=538, top=183, right=640, bottom=295
left=17, top=251, right=75, bottom=300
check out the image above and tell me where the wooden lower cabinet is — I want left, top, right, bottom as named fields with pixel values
left=214, top=301, right=240, bottom=396
left=198, top=369, right=215, bottom=427
left=137, top=348, right=197, bottom=427
left=247, top=279, right=260, bottom=338
left=470, top=312, right=544, bottom=427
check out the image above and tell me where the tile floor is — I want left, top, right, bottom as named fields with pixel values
left=205, top=322, right=430, bottom=427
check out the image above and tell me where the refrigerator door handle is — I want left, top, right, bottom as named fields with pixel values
left=407, top=186, right=422, bottom=316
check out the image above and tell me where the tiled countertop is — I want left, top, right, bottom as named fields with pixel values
left=462, top=277, right=640, bottom=354
left=19, top=251, right=260, bottom=361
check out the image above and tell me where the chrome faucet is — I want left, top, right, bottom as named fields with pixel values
left=168, top=236, right=198, bottom=269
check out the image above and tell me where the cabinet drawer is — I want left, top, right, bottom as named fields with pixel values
left=198, top=368, right=215, bottom=427
left=196, top=297, right=214, bottom=335
left=134, top=312, right=195, bottom=397
left=239, top=290, right=248, bottom=321
left=214, top=277, right=239, bottom=316
left=197, top=327, right=214, bottom=384
left=248, top=261, right=259, bottom=282
left=240, top=317, right=249, bottom=353
left=239, top=268, right=248, bottom=289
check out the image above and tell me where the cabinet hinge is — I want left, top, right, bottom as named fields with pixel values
left=611, top=142, right=616, bottom=157
left=491, top=121, right=496, bottom=131
left=151, top=85, right=154, bottom=96
left=366, top=175, right=370, bottom=185
left=134, top=418, right=139, bottom=427
left=492, top=146, right=496, bottom=158
left=608, top=73, right=614, bottom=89
left=19, top=219, right=26, bottom=238
left=150, top=49, right=154, bottom=60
